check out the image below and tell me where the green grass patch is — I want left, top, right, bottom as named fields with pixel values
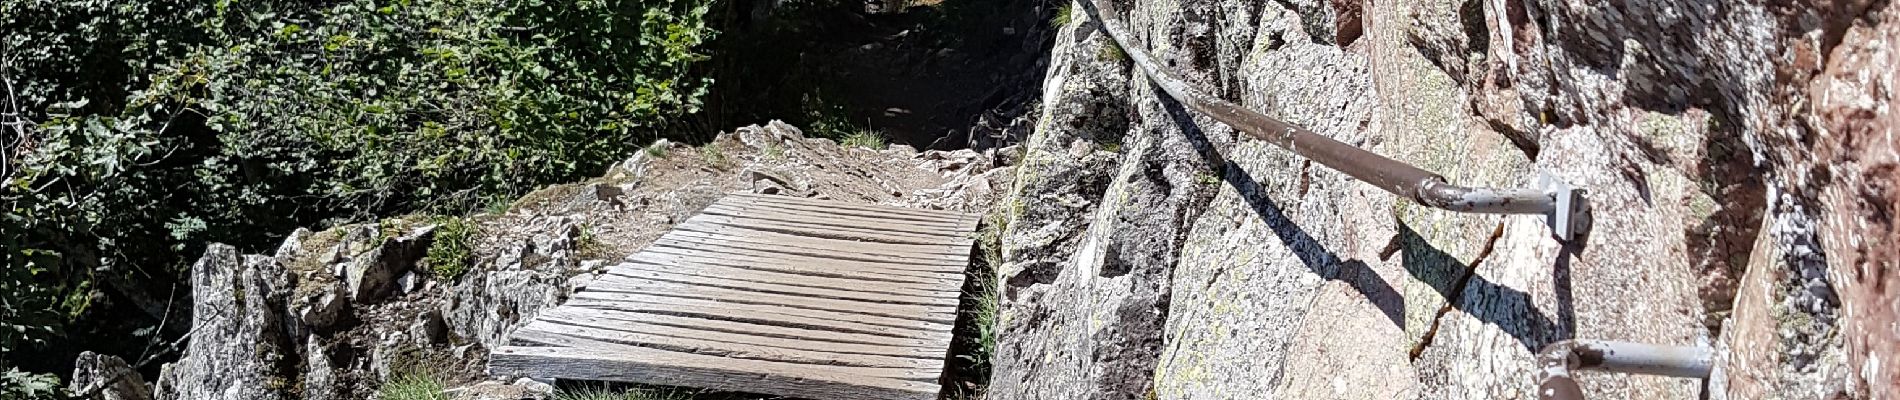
left=841, top=130, right=888, bottom=150
left=379, top=368, right=448, bottom=400
left=761, top=143, right=784, bottom=160
left=645, top=140, right=672, bottom=159
left=699, top=145, right=729, bottom=167
left=424, top=217, right=475, bottom=280
left=1053, top=1, right=1073, bottom=26
left=555, top=385, right=697, bottom=400
left=1097, top=42, right=1127, bottom=62
left=576, top=223, right=610, bottom=260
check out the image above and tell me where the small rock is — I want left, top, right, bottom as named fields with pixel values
left=448, top=379, right=552, bottom=400
left=296, top=287, right=349, bottom=330
left=512, top=377, right=555, bottom=395
left=70, top=352, right=154, bottom=400
left=349, top=225, right=436, bottom=304
left=398, top=271, right=419, bottom=294
left=411, top=309, right=449, bottom=345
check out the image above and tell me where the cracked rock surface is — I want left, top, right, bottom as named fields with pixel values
left=994, top=0, right=1890, bottom=398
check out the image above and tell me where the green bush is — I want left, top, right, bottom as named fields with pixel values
left=424, top=217, right=475, bottom=280
left=1, top=0, right=719, bottom=369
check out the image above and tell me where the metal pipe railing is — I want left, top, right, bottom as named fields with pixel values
left=1534, top=340, right=1714, bottom=400
left=1074, top=0, right=1591, bottom=240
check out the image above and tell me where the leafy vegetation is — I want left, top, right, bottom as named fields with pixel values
left=0, top=368, right=61, bottom=400
left=1, top=0, right=719, bottom=374
left=424, top=217, right=476, bottom=280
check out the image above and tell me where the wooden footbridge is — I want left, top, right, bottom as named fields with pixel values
left=489, top=193, right=980, bottom=400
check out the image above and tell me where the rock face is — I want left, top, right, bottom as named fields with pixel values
left=70, top=352, right=153, bottom=400
left=996, top=0, right=1892, bottom=398
left=155, top=245, right=296, bottom=400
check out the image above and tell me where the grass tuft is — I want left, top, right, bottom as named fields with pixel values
left=645, top=140, right=671, bottom=158
left=840, top=130, right=887, bottom=150
left=379, top=369, right=448, bottom=400
left=1097, top=42, right=1127, bottom=62
left=761, top=143, right=784, bottom=160
left=1053, top=1, right=1074, bottom=26
left=424, top=216, right=475, bottom=280
left=555, top=385, right=697, bottom=400
left=699, top=145, right=729, bottom=166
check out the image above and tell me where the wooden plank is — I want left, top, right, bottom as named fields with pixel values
left=509, top=320, right=941, bottom=370
left=683, top=214, right=954, bottom=246
left=579, top=276, right=959, bottom=323
left=695, top=207, right=960, bottom=239
left=532, top=307, right=945, bottom=351
left=563, top=295, right=952, bottom=340
left=728, top=193, right=975, bottom=223
left=650, top=234, right=968, bottom=271
left=638, top=245, right=966, bottom=282
left=619, top=254, right=953, bottom=292
left=600, top=264, right=962, bottom=305
left=606, top=260, right=956, bottom=299
left=631, top=248, right=961, bottom=284
left=525, top=310, right=949, bottom=360
left=704, top=200, right=972, bottom=230
left=666, top=226, right=972, bottom=258
left=489, top=345, right=940, bottom=400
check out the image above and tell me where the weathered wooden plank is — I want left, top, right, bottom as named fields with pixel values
left=642, top=240, right=965, bottom=278
left=563, top=295, right=952, bottom=340
left=580, top=276, right=959, bottom=323
left=489, top=345, right=941, bottom=400
left=695, top=208, right=958, bottom=239
left=599, top=265, right=962, bottom=306
left=665, top=226, right=972, bottom=258
left=704, top=201, right=972, bottom=231
left=532, top=307, right=946, bottom=352
left=619, top=254, right=953, bottom=292
left=509, top=320, right=942, bottom=370
left=729, top=193, right=975, bottom=224
left=606, top=260, right=956, bottom=299
left=701, top=206, right=971, bottom=236
left=651, top=234, right=968, bottom=271
left=525, top=311, right=948, bottom=361
left=631, top=248, right=961, bottom=284
left=683, top=214, right=954, bottom=245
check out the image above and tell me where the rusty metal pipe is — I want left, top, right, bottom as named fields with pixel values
left=1534, top=340, right=1714, bottom=400
left=1075, top=0, right=1591, bottom=240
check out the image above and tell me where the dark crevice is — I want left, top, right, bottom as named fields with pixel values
left=1407, top=221, right=1505, bottom=360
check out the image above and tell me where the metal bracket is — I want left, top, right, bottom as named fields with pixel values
left=1538, top=174, right=1592, bottom=242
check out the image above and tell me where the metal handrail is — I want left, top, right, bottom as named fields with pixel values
left=1075, top=0, right=1591, bottom=240
left=1535, top=340, right=1714, bottom=400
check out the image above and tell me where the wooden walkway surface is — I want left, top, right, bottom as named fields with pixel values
left=489, top=193, right=980, bottom=400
